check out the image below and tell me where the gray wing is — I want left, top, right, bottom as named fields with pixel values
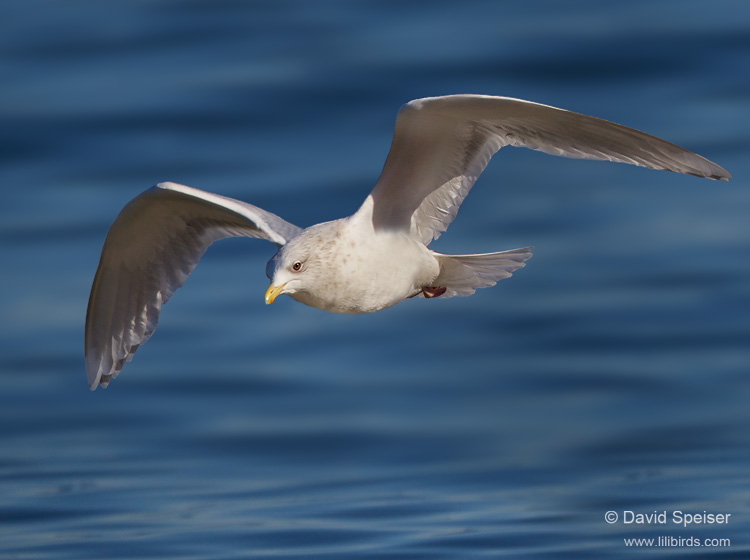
left=85, top=182, right=301, bottom=390
left=366, top=95, right=731, bottom=244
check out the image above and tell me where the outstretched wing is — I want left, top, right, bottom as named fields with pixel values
left=85, top=182, right=301, bottom=390
left=366, top=95, right=731, bottom=244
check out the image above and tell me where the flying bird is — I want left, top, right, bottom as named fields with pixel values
left=85, top=95, right=730, bottom=390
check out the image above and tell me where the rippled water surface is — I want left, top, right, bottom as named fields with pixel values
left=1, top=1, right=749, bottom=558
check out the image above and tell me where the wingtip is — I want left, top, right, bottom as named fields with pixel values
left=87, top=368, right=101, bottom=391
left=698, top=170, right=731, bottom=182
left=704, top=160, right=731, bottom=181
left=85, top=355, right=104, bottom=391
left=90, top=376, right=111, bottom=391
left=708, top=165, right=731, bottom=181
left=87, top=369, right=102, bottom=391
left=717, top=172, right=731, bottom=181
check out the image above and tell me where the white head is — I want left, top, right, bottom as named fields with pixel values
left=264, top=221, right=344, bottom=308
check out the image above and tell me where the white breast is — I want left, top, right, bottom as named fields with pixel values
left=291, top=216, right=439, bottom=314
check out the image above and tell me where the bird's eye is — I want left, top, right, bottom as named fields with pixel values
left=292, top=261, right=302, bottom=272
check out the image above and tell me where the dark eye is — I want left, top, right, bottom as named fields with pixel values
left=292, top=261, right=302, bottom=272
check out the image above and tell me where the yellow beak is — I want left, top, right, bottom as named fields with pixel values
left=265, top=282, right=287, bottom=305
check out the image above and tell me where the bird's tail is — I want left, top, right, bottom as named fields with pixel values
left=427, top=246, right=533, bottom=298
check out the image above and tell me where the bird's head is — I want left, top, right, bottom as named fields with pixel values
left=265, top=245, right=309, bottom=305
left=264, top=222, right=340, bottom=306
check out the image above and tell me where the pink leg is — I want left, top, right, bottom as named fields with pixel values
left=422, top=286, right=446, bottom=298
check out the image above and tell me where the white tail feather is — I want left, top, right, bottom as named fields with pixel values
left=429, top=247, right=533, bottom=298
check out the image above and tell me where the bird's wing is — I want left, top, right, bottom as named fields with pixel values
left=85, top=182, right=301, bottom=390
left=365, top=95, right=730, bottom=244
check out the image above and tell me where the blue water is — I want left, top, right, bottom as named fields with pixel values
left=1, top=1, right=748, bottom=557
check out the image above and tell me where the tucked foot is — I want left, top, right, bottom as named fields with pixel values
left=422, top=286, right=447, bottom=298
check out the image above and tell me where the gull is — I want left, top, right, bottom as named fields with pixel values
left=85, top=95, right=730, bottom=390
